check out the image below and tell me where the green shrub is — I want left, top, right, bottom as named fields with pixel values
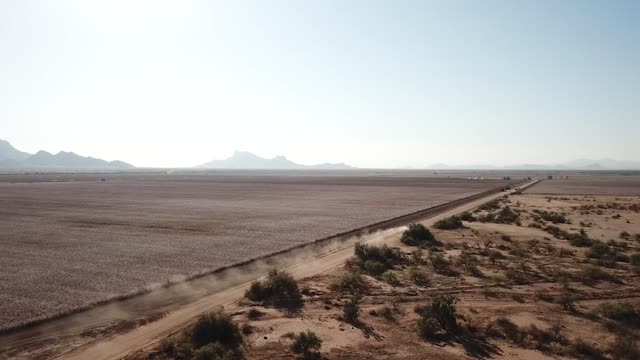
left=571, top=338, right=604, bottom=360
left=401, top=223, right=439, bottom=246
left=610, top=333, right=639, bottom=360
left=191, top=311, right=243, bottom=350
left=532, top=209, right=569, bottom=224
left=479, top=199, right=501, bottom=211
left=494, top=317, right=525, bottom=345
left=194, top=343, right=242, bottom=360
left=557, top=293, right=576, bottom=311
left=245, top=270, right=303, bottom=309
left=429, top=253, right=454, bottom=275
left=455, top=250, right=481, bottom=276
left=291, top=330, right=322, bottom=358
left=381, top=270, right=400, bottom=286
left=586, top=241, right=618, bottom=267
left=460, top=212, right=476, bottom=222
left=581, top=265, right=622, bottom=284
left=377, top=305, right=397, bottom=322
left=329, top=271, right=368, bottom=293
left=433, top=216, right=464, bottom=230
left=504, top=268, right=530, bottom=285
left=496, top=206, right=520, bottom=224
left=342, top=295, right=360, bottom=324
left=630, top=252, right=640, bottom=266
left=246, top=308, right=264, bottom=320
left=596, top=302, right=640, bottom=327
left=409, top=267, right=430, bottom=286
left=414, top=295, right=459, bottom=336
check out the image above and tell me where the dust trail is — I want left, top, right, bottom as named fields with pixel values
left=0, top=226, right=403, bottom=357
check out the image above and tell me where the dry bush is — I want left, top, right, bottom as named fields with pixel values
left=245, top=270, right=303, bottom=309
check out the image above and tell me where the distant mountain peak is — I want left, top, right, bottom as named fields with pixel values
left=0, top=138, right=134, bottom=170
left=199, top=151, right=354, bottom=170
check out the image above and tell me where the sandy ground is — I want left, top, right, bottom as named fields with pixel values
left=128, top=185, right=640, bottom=360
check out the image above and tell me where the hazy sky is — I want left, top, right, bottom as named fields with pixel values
left=1, top=0, right=638, bottom=168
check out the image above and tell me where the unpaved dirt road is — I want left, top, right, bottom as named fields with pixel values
left=51, top=181, right=536, bottom=360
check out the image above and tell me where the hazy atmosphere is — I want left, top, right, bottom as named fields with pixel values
left=1, top=0, right=638, bottom=168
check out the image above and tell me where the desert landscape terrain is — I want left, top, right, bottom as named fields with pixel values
left=0, top=171, right=515, bottom=333
left=116, top=176, right=640, bottom=360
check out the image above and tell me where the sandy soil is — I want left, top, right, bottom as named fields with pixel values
left=524, top=176, right=640, bottom=195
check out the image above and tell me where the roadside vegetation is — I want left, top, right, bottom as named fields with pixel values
left=245, top=270, right=303, bottom=310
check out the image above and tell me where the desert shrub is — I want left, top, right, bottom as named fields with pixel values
left=329, top=271, right=367, bottom=293
left=479, top=199, right=501, bottom=211
left=381, top=270, right=400, bottom=286
left=496, top=206, right=520, bottom=224
left=487, top=250, right=504, bottom=265
left=379, top=305, right=396, bottom=321
left=596, top=302, right=640, bottom=327
left=460, top=212, right=476, bottom=222
left=544, top=225, right=565, bottom=239
left=557, top=292, right=576, bottom=311
left=571, top=338, right=604, bottom=360
left=191, top=311, right=243, bottom=350
left=509, top=244, right=527, bottom=257
left=429, top=252, right=454, bottom=275
left=290, top=330, right=322, bottom=358
left=245, top=270, right=302, bottom=309
left=494, top=317, right=525, bottom=345
left=567, top=229, right=593, bottom=247
left=500, top=234, right=512, bottom=242
left=401, top=223, right=439, bottom=247
left=586, top=241, right=618, bottom=267
left=363, top=260, right=387, bottom=275
left=559, top=248, right=575, bottom=257
left=620, top=231, right=631, bottom=240
left=532, top=209, right=569, bottom=224
left=349, top=243, right=403, bottom=276
left=411, top=249, right=426, bottom=264
left=630, top=252, right=640, bottom=266
left=415, top=295, right=460, bottom=336
left=581, top=265, right=622, bottom=284
left=478, top=212, right=497, bottom=223
left=504, top=268, right=530, bottom=285
left=194, top=343, right=243, bottom=360
left=433, top=215, right=464, bottom=230
left=610, top=333, right=639, bottom=360
left=342, top=295, right=360, bottom=324
left=246, top=308, right=264, bottom=320
left=634, top=233, right=640, bottom=242
left=409, top=266, right=430, bottom=286
left=455, top=250, right=481, bottom=276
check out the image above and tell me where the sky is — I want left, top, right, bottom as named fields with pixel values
left=0, top=0, right=638, bottom=168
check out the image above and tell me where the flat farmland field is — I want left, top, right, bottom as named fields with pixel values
left=0, top=171, right=513, bottom=331
left=524, top=175, right=640, bottom=195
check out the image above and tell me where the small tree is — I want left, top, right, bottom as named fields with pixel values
left=433, top=216, right=464, bottom=230
left=401, top=223, right=438, bottom=246
left=343, top=295, right=361, bottom=324
left=415, top=295, right=460, bottom=336
left=291, top=330, right=322, bottom=358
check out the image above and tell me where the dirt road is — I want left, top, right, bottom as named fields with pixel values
left=53, top=181, right=536, bottom=360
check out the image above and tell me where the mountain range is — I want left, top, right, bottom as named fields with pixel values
left=2, top=138, right=639, bottom=170
left=426, top=159, right=640, bottom=171
left=199, top=150, right=354, bottom=170
left=0, top=139, right=134, bottom=170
